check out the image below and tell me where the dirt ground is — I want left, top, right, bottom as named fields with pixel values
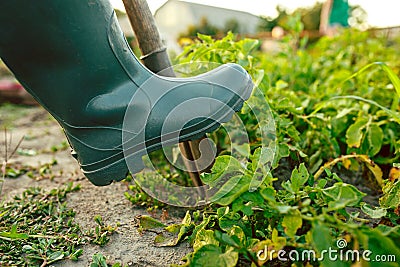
left=0, top=105, right=191, bottom=267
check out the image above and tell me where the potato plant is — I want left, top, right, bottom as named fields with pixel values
left=134, top=20, right=400, bottom=267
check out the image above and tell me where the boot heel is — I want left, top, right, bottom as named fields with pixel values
left=82, top=153, right=145, bottom=186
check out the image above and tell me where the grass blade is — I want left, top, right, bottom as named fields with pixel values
left=331, top=95, right=400, bottom=123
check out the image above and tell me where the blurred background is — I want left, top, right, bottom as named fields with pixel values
left=1, top=0, right=399, bottom=104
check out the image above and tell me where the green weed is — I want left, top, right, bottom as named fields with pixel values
left=0, top=183, right=117, bottom=266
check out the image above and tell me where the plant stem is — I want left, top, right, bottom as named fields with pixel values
left=314, top=154, right=365, bottom=180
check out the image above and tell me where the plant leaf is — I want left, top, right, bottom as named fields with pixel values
left=209, top=175, right=251, bottom=206
left=322, top=183, right=366, bottom=210
left=380, top=180, right=400, bottom=209
left=0, top=224, right=29, bottom=240
left=48, top=251, right=65, bottom=263
left=346, top=117, right=368, bottom=148
left=366, top=123, right=384, bottom=157
left=190, top=244, right=238, bottom=267
left=290, top=163, right=310, bottom=193
left=193, top=229, right=219, bottom=251
left=311, top=223, right=348, bottom=267
left=361, top=228, right=400, bottom=267
left=361, top=203, right=387, bottom=219
left=357, top=155, right=383, bottom=187
left=282, top=210, right=302, bottom=238
left=137, top=215, right=166, bottom=230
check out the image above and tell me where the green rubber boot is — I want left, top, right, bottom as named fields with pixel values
left=0, top=0, right=253, bottom=185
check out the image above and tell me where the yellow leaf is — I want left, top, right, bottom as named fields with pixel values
left=358, top=155, right=383, bottom=188
left=389, top=167, right=400, bottom=182
left=342, top=158, right=352, bottom=169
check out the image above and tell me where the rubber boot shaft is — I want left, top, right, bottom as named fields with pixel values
left=0, top=0, right=254, bottom=186
left=0, top=0, right=146, bottom=125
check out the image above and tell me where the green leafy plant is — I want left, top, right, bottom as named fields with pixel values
left=131, top=19, right=400, bottom=266
left=90, top=215, right=118, bottom=246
